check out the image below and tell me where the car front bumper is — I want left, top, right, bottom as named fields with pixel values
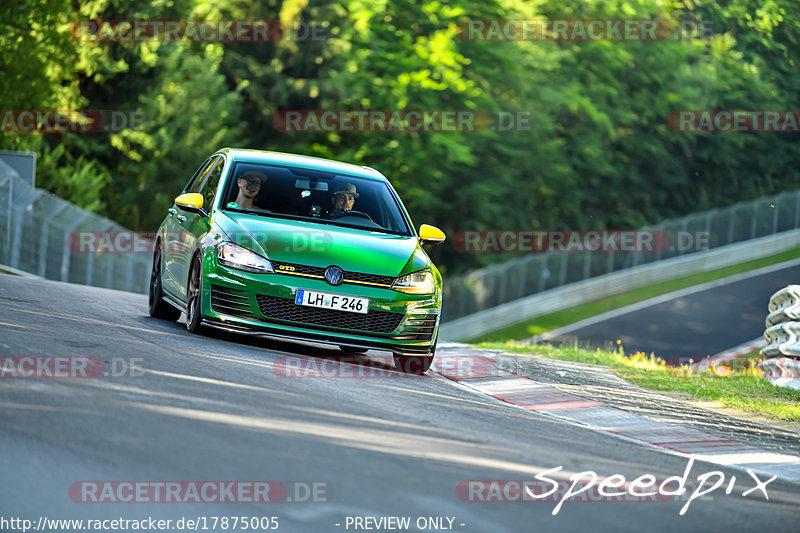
left=200, top=259, right=440, bottom=356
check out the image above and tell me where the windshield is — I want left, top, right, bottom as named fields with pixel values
left=220, top=163, right=413, bottom=236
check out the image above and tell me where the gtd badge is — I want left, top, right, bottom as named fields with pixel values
left=324, top=266, right=344, bottom=286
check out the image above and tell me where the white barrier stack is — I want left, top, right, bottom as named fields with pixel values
left=759, top=285, right=800, bottom=389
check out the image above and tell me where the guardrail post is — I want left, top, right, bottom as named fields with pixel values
left=38, top=203, right=68, bottom=277
left=605, top=250, right=614, bottom=276
left=772, top=197, right=779, bottom=234
left=10, top=189, right=42, bottom=269
left=4, top=175, right=11, bottom=263
left=125, top=254, right=135, bottom=292
left=582, top=252, right=592, bottom=280
left=727, top=206, right=735, bottom=245
left=537, top=257, right=546, bottom=293
left=86, top=221, right=116, bottom=287
left=61, top=212, right=90, bottom=282
left=795, top=190, right=800, bottom=228
left=680, top=216, right=689, bottom=255
left=518, top=259, right=528, bottom=299
left=106, top=246, right=116, bottom=289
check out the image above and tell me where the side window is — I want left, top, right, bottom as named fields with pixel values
left=183, top=157, right=214, bottom=193
left=200, top=157, right=225, bottom=209
left=187, top=156, right=223, bottom=208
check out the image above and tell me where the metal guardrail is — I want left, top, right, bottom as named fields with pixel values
left=0, top=161, right=150, bottom=293
left=443, top=190, right=800, bottom=322
left=759, top=285, right=800, bottom=389
left=440, top=230, right=800, bottom=341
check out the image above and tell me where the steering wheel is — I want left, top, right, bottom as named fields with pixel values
left=331, top=209, right=374, bottom=222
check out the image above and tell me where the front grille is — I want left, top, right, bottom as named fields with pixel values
left=343, top=271, right=395, bottom=286
left=256, top=295, right=404, bottom=334
left=211, top=285, right=255, bottom=318
left=273, top=262, right=324, bottom=277
left=271, top=261, right=395, bottom=287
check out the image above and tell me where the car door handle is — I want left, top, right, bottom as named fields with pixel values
left=168, top=208, right=177, bottom=216
left=176, top=215, right=186, bottom=223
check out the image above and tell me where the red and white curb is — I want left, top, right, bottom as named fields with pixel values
left=434, top=353, right=800, bottom=482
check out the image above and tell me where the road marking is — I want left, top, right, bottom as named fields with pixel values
left=3, top=305, right=188, bottom=338
left=438, top=352, right=800, bottom=482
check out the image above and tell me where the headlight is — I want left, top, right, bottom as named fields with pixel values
left=217, top=242, right=274, bottom=273
left=392, top=269, right=435, bottom=294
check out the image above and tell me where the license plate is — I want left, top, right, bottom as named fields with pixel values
left=295, top=289, right=369, bottom=314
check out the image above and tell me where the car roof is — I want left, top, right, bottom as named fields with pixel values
left=218, top=148, right=387, bottom=182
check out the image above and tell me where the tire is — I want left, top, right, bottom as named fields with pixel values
left=186, top=256, right=204, bottom=333
left=393, top=354, right=434, bottom=374
left=149, top=248, right=181, bottom=321
left=338, top=345, right=368, bottom=354
left=393, top=330, right=438, bottom=374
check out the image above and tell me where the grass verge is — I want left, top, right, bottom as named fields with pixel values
left=478, top=341, right=800, bottom=422
left=470, top=247, right=800, bottom=343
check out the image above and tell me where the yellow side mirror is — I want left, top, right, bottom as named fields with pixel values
left=175, top=193, right=204, bottom=210
left=419, top=224, right=446, bottom=245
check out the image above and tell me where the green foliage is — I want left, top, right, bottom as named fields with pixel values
left=1, top=0, right=798, bottom=275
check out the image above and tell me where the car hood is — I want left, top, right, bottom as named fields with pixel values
left=212, top=211, right=429, bottom=277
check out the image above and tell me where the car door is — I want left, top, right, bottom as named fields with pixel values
left=171, top=155, right=225, bottom=300
left=162, top=157, right=215, bottom=298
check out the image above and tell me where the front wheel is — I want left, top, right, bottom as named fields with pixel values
left=149, top=248, right=181, bottom=321
left=393, top=355, right=434, bottom=374
left=186, top=256, right=204, bottom=333
left=394, top=331, right=438, bottom=374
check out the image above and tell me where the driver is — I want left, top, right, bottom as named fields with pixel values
left=234, top=171, right=269, bottom=211
left=330, top=183, right=358, bottom=218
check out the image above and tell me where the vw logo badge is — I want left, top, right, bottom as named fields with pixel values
left=324, top=266, right=344, bottom=286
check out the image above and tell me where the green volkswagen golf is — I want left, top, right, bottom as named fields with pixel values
left=149, top=148, right=445, bottom=373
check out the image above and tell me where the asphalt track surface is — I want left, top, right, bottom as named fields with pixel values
left=546, top=262, right=800, bottom=360
left=1, top=274, right=799, bottom=532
